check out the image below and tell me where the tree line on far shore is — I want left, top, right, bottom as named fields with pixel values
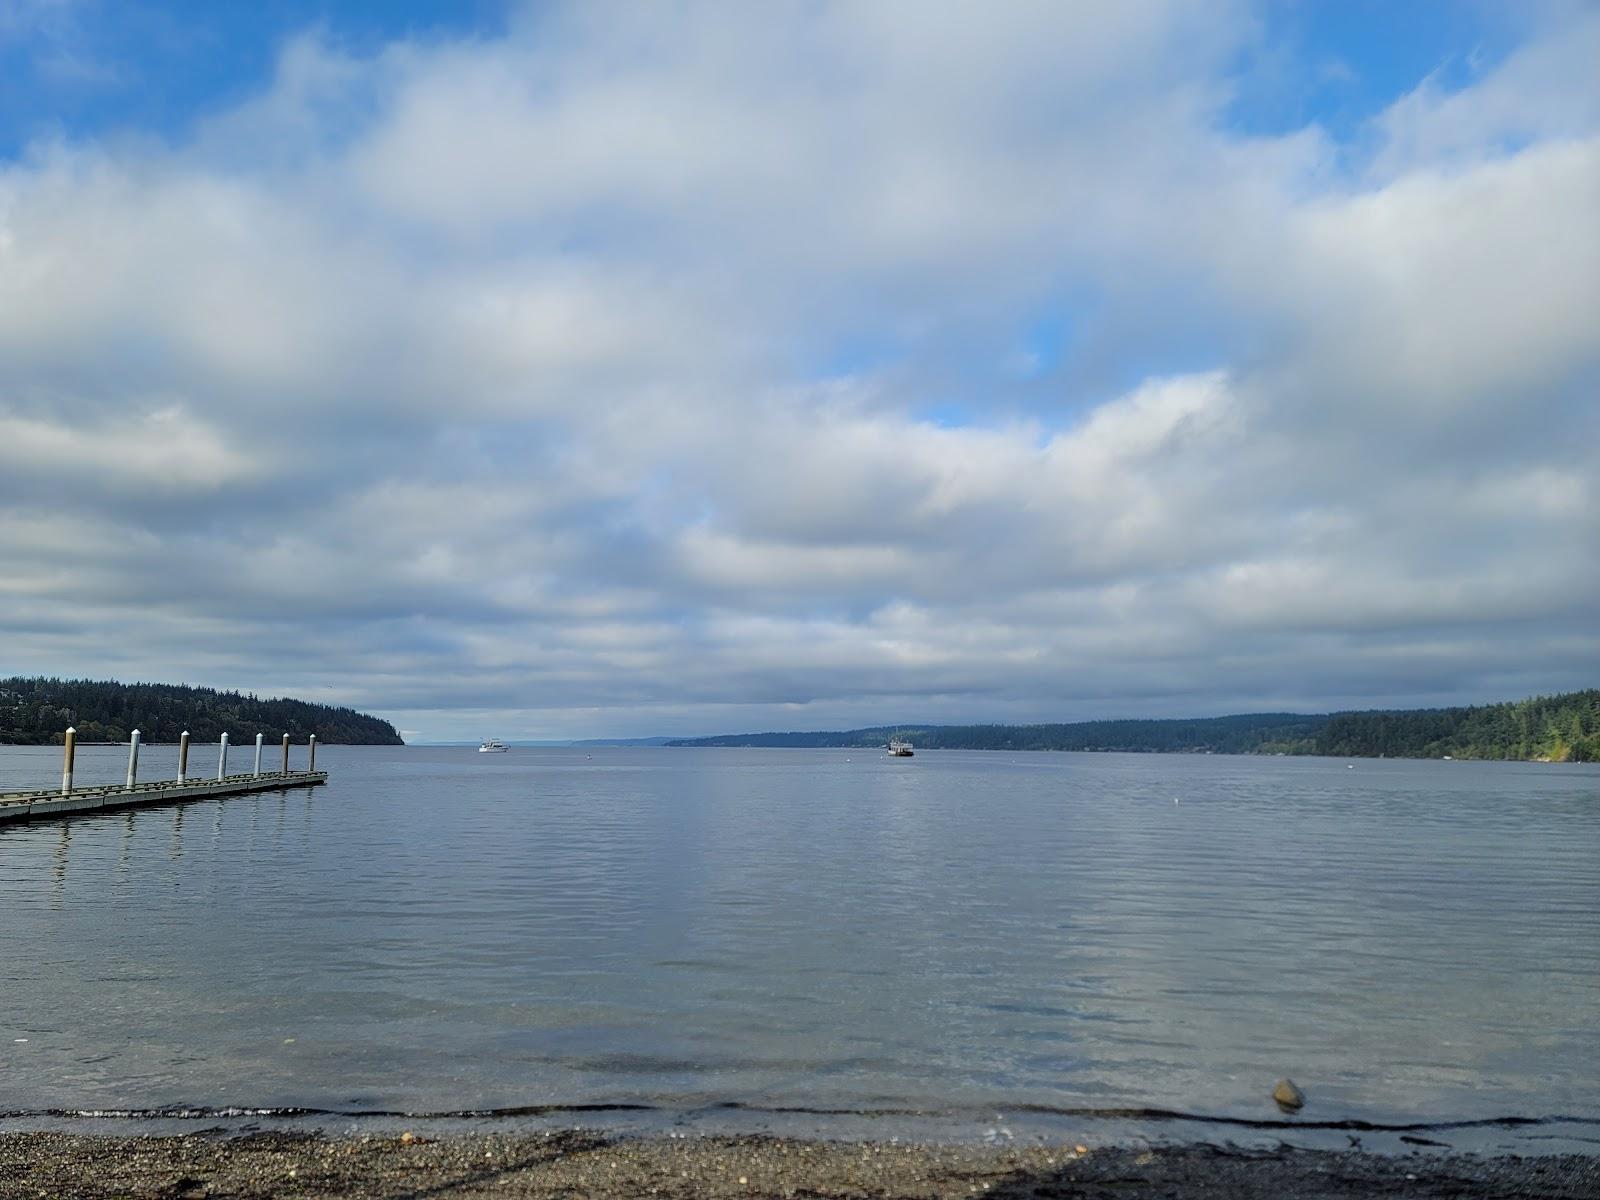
left=1314, top=690, right=1600, bottom=761
left=0, top=677, right=404, bottom=745
left=668, top=689, right=1600, bottom=762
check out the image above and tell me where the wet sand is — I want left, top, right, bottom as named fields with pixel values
left=1, top=1130, right=1595, bottom=1199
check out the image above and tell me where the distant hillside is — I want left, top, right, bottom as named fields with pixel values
left=668, top=690, right=1600, bottom=762
left=0, top=677, right=404, bottom=745
left=669, top=713, right=1324, bottom=754
left=570, top=736, right=676, bottom=747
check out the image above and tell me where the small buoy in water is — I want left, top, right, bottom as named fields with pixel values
left=1273, top=1078, right=1306, bottom=1111
left=1347, top=763, right=1354, bottom=769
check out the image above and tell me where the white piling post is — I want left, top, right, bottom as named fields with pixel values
left=281, top=734, right=290, bottom=775
left=126, top=729, right=141, bottom=789
left=253, top=733, right=263, bottom=778
left=178, top=731, right=190, bottom=784
left=61, top=726, right=76, bottom=795
left=217, top=732, right=230, bottom=780
left=308, top=735, right=317, bottom=772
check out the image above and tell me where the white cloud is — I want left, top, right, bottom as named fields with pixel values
left=0, top=405, right=261, bottom=489
left=1370, top=9, right=1600, bottom=178
left=1283, top=138, right=1600, bottom=410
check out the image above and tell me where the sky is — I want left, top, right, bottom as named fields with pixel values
left=0, top=1, right=1596, bottom=743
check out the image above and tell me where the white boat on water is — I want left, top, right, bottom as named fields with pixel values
left=887, top=737, right=914, bottom=757
left=478, top=738, right=509, bottom=753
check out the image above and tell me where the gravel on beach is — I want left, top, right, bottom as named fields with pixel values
left=1, top=1130, right=1596, bottom=1199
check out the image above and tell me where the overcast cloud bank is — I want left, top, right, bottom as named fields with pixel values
left=1, top=1, right=1596, bottom=741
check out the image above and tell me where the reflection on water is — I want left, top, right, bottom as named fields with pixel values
left=1, top=745, right=1597, bottom=1141
left=49, top=823, right=69, bottom=905
left=117, top=811, right=136, bottom=878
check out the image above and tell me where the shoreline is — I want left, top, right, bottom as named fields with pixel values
left=1, top=1130, right=1596, bottom=1199
left=7, top=1104, right=1595, bottom=1152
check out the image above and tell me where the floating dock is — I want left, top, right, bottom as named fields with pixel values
left=0, top=770, right=328, bottom=825
left=1, top=726, right=327, bottom=826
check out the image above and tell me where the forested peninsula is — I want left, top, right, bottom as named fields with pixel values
left=0, top=677, right=404, bottom=745
left=670, top=689, right=1600, bottom=762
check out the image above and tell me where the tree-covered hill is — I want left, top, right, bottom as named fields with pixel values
left=0, top=677, right=404, bottom=745
left=1314, top=691, right=1600, bottom=762
left=671, top=713, right=1324, bottom=754
left=668, top=690, right=1600, bottom=761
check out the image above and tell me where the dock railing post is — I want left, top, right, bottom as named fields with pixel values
left=281, top=734, right=290, bottom=775
left=309, top=735, right=317, bottom=772
left=61, top=726, right=76, bottom=795
left=253, top=733, right=263, bottom=778
left=217, top=732, right=229, bottom=780
left=126, top=729, right=141, bottom=789
left=178, top=731, right=190, bottom=784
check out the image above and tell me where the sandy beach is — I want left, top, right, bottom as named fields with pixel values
left=1, top=1130, right=1596, bottom=1199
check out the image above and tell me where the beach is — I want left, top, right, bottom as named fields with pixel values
left=1, top=1131, right=1596, bottom=1199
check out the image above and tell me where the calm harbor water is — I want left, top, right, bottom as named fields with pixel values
left=2, top=746, right=1596, bottom=1147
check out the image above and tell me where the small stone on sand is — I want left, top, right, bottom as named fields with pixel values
left=1273, top=1078, right=1306, bottom=1110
